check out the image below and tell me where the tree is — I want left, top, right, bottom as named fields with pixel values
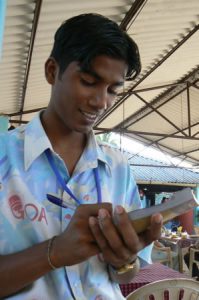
left=96, top=132, right=118, bottom=147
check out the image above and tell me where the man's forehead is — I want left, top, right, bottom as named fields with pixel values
left=78, top=57, right=127, bottom=83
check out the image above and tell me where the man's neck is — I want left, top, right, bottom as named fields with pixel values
left=41, top=110, right=87, bottom=175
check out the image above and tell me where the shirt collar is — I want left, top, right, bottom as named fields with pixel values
left=80, top=130, right=112, bottom=175
left=24, top=112, right=111, bottom=174
left=24, top=112, right=52, bottom=171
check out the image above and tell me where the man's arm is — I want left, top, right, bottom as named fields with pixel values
left=0, top=241, right=51, bottom=297
left=0, top=203, right=162, bottom=297
left=89, top=206, right=163, bottom=284
left=0, top=203, right=111, bottom=298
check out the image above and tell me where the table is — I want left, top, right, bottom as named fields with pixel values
left=160, top=235, right=198, bottom=272
left=161, top=235, right=197, bottom=248
left=120, top=262, right=189, bottom=297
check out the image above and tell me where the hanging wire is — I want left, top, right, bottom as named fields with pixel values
left=180, top=92, right=185, bottom=182
left=120, top=84, right=125, bottom=153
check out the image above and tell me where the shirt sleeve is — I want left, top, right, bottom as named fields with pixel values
left=123, top=161, right=141, bottom=212
left=124, top=159, right=153, bottom=264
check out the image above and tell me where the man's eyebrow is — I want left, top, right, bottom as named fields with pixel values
left=79, top=67, right=124, bottom=86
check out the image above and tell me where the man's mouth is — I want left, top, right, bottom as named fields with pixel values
left=80, top=110, right=98, bottom=122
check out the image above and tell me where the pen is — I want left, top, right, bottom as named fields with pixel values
left=46, top=193, right=75, bottom=210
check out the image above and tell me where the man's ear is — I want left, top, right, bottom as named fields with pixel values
left=45, top=57, right=58, bottom=84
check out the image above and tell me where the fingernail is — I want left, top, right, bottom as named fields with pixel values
left=115, top=205, right=124, bottom=215
left=153, top=214, right=163, bottom=224
left=98, top=253, right=105, bottom=263
left=98, top=209, right=108, bottom=219
left=89, top=216, right=97, bottom=226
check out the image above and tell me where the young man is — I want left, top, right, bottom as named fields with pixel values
left=0, top=13, right=162, bottom=299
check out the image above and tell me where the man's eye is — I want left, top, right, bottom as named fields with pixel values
left=80, top=78, right=96, bottom=86
left=109, top=90, right=117, bottom=95
left=108, top=88, right=120, bottom=96
left=109, top=85, right=123, bottom=96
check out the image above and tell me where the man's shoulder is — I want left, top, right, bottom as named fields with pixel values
left=98, top=140, right=119, bottom=151
left=0, top=125, right=26, bottom=152
left=98, top=141, right=127, bottom=160
left=0, top=131, right=10, bottom=148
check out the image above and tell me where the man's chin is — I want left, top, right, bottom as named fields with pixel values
left=75, top=125, right=92, bottom=134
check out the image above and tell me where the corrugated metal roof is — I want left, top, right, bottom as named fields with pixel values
left=125, top=152, right=199, bottom=185
left=0, top=0, right=199, bottom=168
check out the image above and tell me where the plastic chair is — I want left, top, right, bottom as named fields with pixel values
left=194, top=226, right=199, bottom=235
left=151, top=242, right=173, bottom=268
left=189, top=247, right=199, bottom=277
left=126, top=278, right=199, bottom=300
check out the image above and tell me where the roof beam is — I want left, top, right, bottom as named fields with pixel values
left=129, top=164, right=197, bottom=169
left=120, top=0, right=147, bottom=31
left=116, top=68, right=199, bottom=130
left=94, top=127, right=199, bottom=140
left=8, top=106, right=46, bottom=117
left=95, top=24, right=199, bottom=126
left=133, top=92, right=187, bottom=136
left=18, top=0, right=43, bottom=125
left=11, top=120, right=28, bottom=124
left=174, top=147, right=199, bottom=156
left=94, top=126, right=199, bottom=165
left=126, top=132, right=199, bottom=165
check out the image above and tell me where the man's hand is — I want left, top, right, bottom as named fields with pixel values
left=50, top=203, right=112, bottom=267
left=50, top=203, right=162, bottom=273
left=88, top=205, right=163, bottom=270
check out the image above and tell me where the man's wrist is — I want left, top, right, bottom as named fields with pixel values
left=109, top=257, right=140, bottom=275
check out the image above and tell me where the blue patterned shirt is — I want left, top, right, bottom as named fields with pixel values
left=0, top=113, right=142, bottom=300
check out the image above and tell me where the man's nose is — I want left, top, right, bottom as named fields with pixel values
left=89, top=89, right=109, bottom=110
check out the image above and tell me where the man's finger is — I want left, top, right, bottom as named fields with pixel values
left=77, top=203, right=112, bottom=217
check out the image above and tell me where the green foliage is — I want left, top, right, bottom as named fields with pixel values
left=96, top=132, right=118, bottom=146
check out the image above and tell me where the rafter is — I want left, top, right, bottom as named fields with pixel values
left=94, top=127, right=199, bottom=141
left=134, top=92, right=188, bottom=136
left=95, top=24, right=199, bottom=126
left=120, top=0, right=147, bottom=31
left=116, top=68, right=199, bottom=130
left=18, top=0, right=43, bottom=126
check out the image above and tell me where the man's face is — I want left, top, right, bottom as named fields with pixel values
left=47, top=55, right=127, bottom=133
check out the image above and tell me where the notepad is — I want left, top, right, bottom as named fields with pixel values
left=128, top=188, right=199, bottom=234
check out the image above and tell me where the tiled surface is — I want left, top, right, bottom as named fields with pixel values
left=120, top=263, right=189, bottom=297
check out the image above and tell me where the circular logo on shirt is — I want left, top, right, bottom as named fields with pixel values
left=8, top=194, right=24, bottom=218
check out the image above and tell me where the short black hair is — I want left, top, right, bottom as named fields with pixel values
left=50, top=13, right=141, bottom=80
